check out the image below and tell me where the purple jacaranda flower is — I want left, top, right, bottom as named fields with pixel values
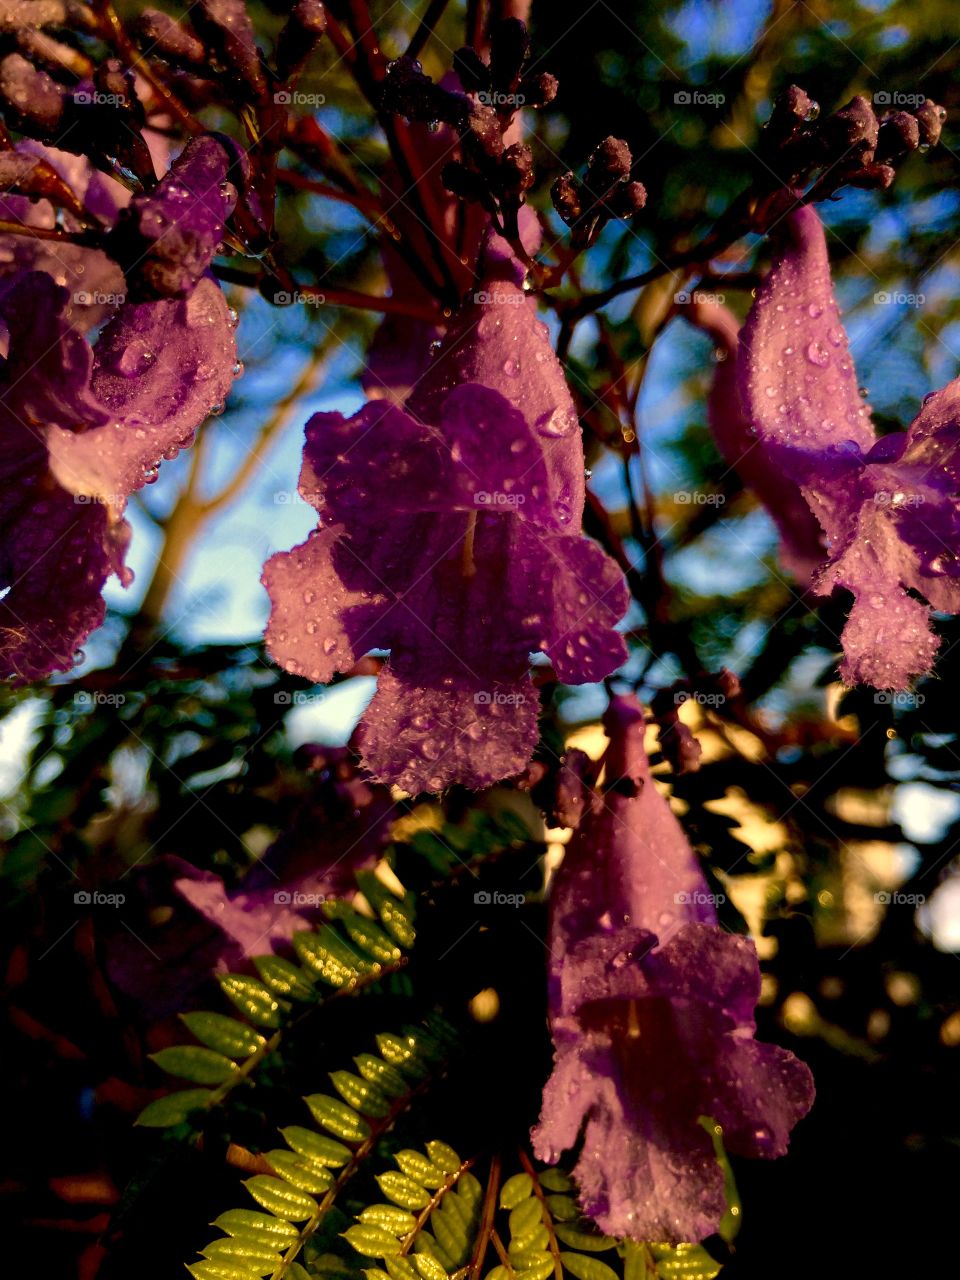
left=263, top=228, right=628, bottom=794
left=532, top=694, right=813, bottom=1244
left=0, top=135, right=238, bottom=680
left=737, top=204, right=960, bottom=689
left=106, top=746, right=394, bottom=1018
left=691, top=297, right=825, bottom=583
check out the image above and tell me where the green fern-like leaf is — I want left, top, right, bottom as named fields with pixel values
left=185, top=1016, right=452, bottom=1280
left=137, top=871, right=415, bottom=1129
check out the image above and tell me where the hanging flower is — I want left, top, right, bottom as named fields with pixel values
left=262, top=227, right=628, bottom=793
left=532, top=694, right=813, bottom=1244
left=736, top=204, right=960, bottom=688
left=0, top=135, right=238, bottom=680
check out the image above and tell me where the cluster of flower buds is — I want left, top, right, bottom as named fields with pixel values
left=0, top=51, right=154, bottom=184
left=136, top=0, right=326, bottom=105
left=379, top=19, right=557, bottom=239
left=650, top=668, right=741, bottom=775
left=551, top=135, right=647, bottom=249
left=756, top=83, right=945, bottom=224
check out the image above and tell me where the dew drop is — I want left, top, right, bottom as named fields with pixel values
left=805, top=340, right=830, bottom=367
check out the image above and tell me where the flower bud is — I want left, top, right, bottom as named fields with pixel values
left=914, top=98, right=946, bottom=149
left=137, top=9, right=206, bottom=67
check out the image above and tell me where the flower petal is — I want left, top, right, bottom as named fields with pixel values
left=738, top=204, right=873, bottom=457
left=356, top=666, right=539, bottom=793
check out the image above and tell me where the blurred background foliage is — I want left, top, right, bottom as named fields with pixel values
left=2, top=0, right=960, bottom=1276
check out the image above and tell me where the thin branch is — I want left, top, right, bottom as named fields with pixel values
left=467, top=1153, right=502, bottom=1280
left=407, top=0, right=452, bottom=60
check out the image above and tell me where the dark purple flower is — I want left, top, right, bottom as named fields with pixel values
left=106, top=747, right=394, bottom=1018
left=263, top=230, right=628, bottom=793
left=737, top=205, right=960, bottom=688
left=0, top=136, right=238, bottom=680
left=532, top=694, right=813, bottom=1244
left=692, top=297, right=825, bottom=582
left=106, top=134, right=237, bottom=298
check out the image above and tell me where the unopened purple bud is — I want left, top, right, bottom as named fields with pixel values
left=275, top=0, right=327, bottom=81
left=824, top=95, right=879, bottom=160
left=0, top=52, right=64, bottom=137
left=848, top=161, right=896, bottom=189
left=137, top=9, right=206, bottom=67
left=586, top=135, right=633, bottom=187
left=914, top=98, right=946, bottom=149
left=523, top=71, right=558, bottom=108
left=876, top=110, right=920, bottom=163
left=453, top=46, right=490, bottom=95
left=501, top=142, right=535, bottom=196
left=490, top=17, right=529, bottom=93
left=465, top=102, right=503, bottom=160
left=194, top=0, right=266, bottom=101
left=551, top=171, right=583, bottom=225
left=765, top=83, right=818, bottom=145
